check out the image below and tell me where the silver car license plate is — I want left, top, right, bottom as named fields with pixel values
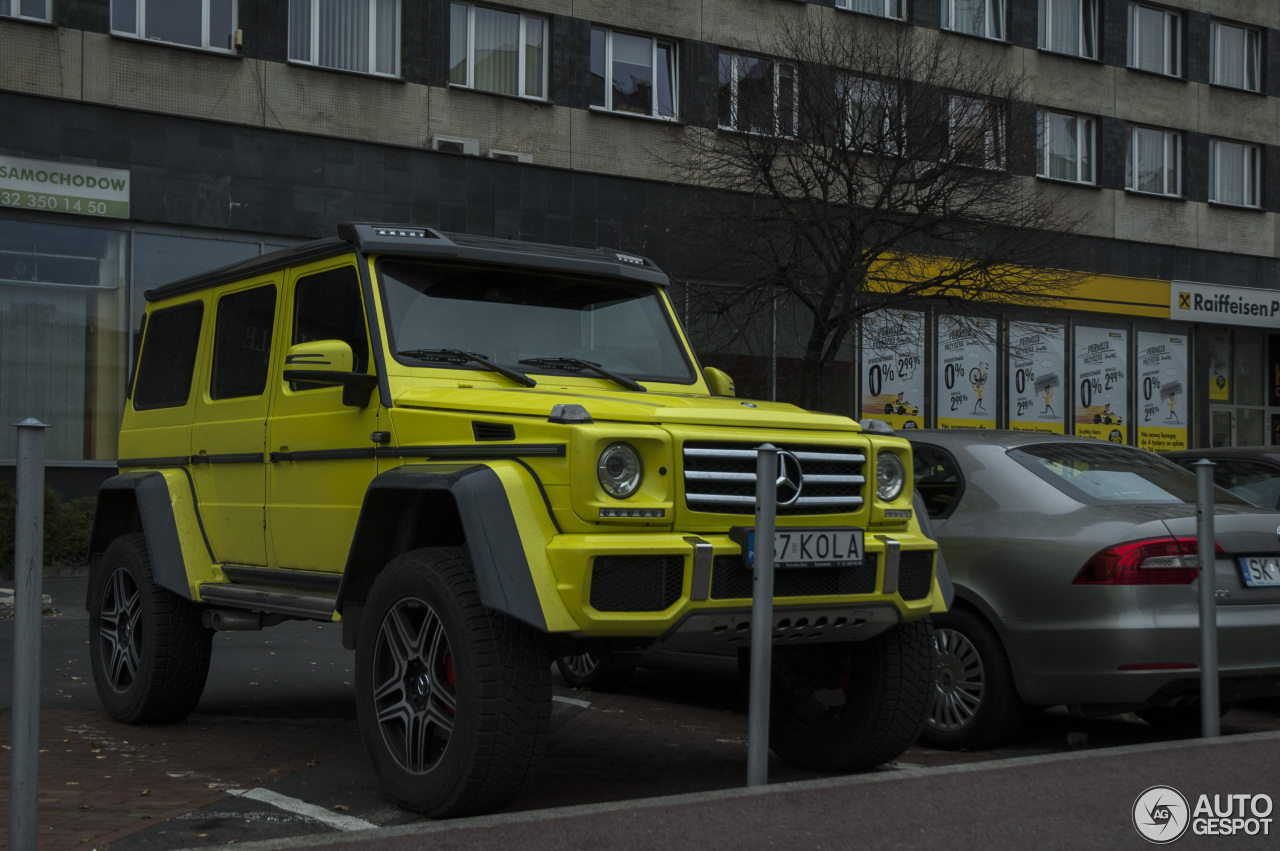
left=1238, top=556, right=1280, bottom=587
left=741, top=528, right=864, bottom=568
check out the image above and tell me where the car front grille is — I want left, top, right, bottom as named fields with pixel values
left=710, top=555, right=878, bottom=599
left=589, top=555, right=684, bottom=612
left=682, top=441, right=866, bottom=516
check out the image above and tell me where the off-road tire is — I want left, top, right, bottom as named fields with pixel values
left=555, top=652, right=635, bottom=689
left=88, top=533, right=213, bottom=724
left=923, top=606, right=1027, bottom=750
left=355, top=548, right=551, bottom=818
left=769, top=618, right=933, bottom=772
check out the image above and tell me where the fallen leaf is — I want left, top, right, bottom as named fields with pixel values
left=333, top=804, right=349, bottom=811
left=140, top=789, right=151, bottom=796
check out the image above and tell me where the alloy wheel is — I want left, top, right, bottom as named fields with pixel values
left=928, top=627, right=986, bottom=731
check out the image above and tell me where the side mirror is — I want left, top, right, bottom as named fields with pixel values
left=704, top=367, right=735, bottom=397
left=283, top=339, right=378, bottom=408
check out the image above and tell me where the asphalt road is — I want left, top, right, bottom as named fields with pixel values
left=2, top=576, right=1279, bottom=850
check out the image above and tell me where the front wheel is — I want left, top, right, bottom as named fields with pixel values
left=922, top=607, right=1027, bottom=750
left=355, top=548, right=551, bottom=818
left=555, top=652, right=635, bottom=689
left=88, top=533, right=213, bottom=724
left=769, top=618, right=933, bottom=772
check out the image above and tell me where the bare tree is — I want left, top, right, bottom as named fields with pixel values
left=669, top=14, right=1086, bottom=410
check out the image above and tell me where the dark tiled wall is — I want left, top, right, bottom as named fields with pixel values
left=1008, top=0, right=1037, bottom=50
left=1185, top=12, right=1210, bottom=85
left=1182, top=131, right=1208, bottom=204
left=1101, top=0, right=1128, bottom=69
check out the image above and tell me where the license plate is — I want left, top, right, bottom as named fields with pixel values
left=1239, top=556, right=1280, bottom=587
left=739, top=528, right=864, bottom=568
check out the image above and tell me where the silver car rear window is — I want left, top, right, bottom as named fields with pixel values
left=1009, top=442, right=1249, bottom=506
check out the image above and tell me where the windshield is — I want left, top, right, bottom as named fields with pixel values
left=1010, top=442, right=1249, bottom=506
left=377, top=260, right=696, bottom=384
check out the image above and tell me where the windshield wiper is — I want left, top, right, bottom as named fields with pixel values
left=518, top=357, right=646, bottom=392
left=399, top=348, right=536, bottom=387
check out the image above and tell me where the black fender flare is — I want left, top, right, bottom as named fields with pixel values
left=337, top=463, right=548, bottom=631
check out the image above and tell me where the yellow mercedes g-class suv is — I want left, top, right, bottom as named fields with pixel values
left=88, top=223, right=945, bottom=817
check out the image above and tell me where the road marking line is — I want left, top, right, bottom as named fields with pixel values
left=553, top=695, right=592, bottom=709
left=227, top=788, right=377, bottom=831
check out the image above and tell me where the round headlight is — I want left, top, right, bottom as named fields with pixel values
left=598, top=443, right=643, bottom=498
left=876, top=452, right=906, bottom=501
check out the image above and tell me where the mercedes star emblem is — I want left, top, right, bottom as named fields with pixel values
left=775, top=451, right=803, bottom=506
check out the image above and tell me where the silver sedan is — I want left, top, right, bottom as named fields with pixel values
left=903, top=429, right=1280, bottom=750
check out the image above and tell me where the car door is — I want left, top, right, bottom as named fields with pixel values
left=266, top=259, right=380, bottom=572
left=190, top=278, right=281, bottom=566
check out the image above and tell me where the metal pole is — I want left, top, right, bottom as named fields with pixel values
left=1195, top=459, right=1219, bottom=738
left=11, top=418, right=49, bottom=851
left=747, top=444, right=778, bottom=787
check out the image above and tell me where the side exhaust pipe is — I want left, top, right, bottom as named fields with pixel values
left=203, top=608, right=263, bottom=631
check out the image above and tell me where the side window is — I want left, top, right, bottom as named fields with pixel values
left=912, top=444, right=963, bottom=518
left=133, top=302, right=204, bottom=410
left=293, top=266, right=370, bottom=376
left=211, top=285, right=277, bottom=400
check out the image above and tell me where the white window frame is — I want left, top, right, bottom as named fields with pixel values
left=0, top=1, right=50, bottom=22
left=839, top=76, right=902, bottom=156
left=590, top=28, right=679, bottom=121
left=449, top=3, right=548, bottom=101
left=1038, top=0, right=1097, bottom=59
left=1036, top=109, right=1095, bottom=184
left=110, top=1, right=239, bottom=54
left=1210, top=20, right=1260, bottom=93
left=944, top=0, right=1006, bottom=42
left=949, top=95, right=1005, bottom=169
left=1124, top=125, right=1180, bottom=196
left=718, top=51, right=797, bottom=137
left=289, top=0, right=401, bottom=78
left=1209, top=139, right=1261, bottom=208
left=1127, top=3, right=1180, bottom=77
left=836, top=0, right=905, bottom=20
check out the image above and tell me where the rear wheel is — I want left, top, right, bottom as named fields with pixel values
left=923, top=606, right=1026, bottom=750
left=555, top=652, right=635, bottom=689
left=769, top=618, right=933, bottom=772
left=88, top=533, right=212, bottom=724
left=355, top=548, right=551, bottom=817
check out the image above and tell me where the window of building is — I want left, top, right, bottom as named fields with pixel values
left=839, top=76, right=901, bottom=155
left=1038, top=0, right=1097, bottom=59
left=1127, top=3, right=1180, bottom=77
left=0, top=1, right=49, bottom=22
left=288, top=0, right=399, bottom=77
left=133, top=302, right=204, bottom=410
left=1125, top=125, right=1180, bottom=196
left=718, top=52, right=796, bottom=136
left=1209, top=139, right=1260, bottom=208
left=111, top=0, right=238, bottom=53
left=949, top=96, right=1004, bottom=168
left=448, top=4, right=547, bottom=100
left=589, top=28, right=677, bottom=119
left=211, top=285, right=277, bottom=400
left=943, top=0, right=1005, bottom=41
left=837, top=0, right=904, bottom=19
left=1037, top=110, right=1094, bottom=183
left=1210, top=21, right=1260, bottom=92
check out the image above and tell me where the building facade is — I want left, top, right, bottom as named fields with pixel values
left=2, top=0, right=1279, bottom=493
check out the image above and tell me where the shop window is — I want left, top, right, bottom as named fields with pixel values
left=133, top=302, right=204, bottom=410
left=0, top=1, right=49, bottom=22
left=111, top=0, right=237, bottom=53
left=944, top=0, right=1006, bottom=42
left=1210, top=20, right=1259, bottom=92
left=1209, top=139, right=1260, bottom=208
left=448, top=3, right=546, bottom=99
left=289, top=0, right=399, bottom=77
left=718, top=52, right=796, bottom=137
left=949, top=96, right=1005, bottom=169
left=589, top=28, right=677, bottom=120
left=1039, top=0, right=1097, bottom=60
left=211, top=285, right=277, bottom=400
left=1127, top=3, right=1180, bottom=77
left=1124, top=125, right=1180, bottom=196
left=839, top=76, right=901, bottom=155
left=0, top=219, right=128, bottom=462
left=293, top=266, right=369, bottom=378
left=837, top=0, right=904, bottom=20
left=1037, top=110, right=1094, bottom=184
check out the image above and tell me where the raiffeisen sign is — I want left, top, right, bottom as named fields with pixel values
left=0, top=155, right=131, bottom=219
left=1171, top=281, right=1280, bottom=329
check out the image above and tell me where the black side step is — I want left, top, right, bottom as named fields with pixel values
left=199, top=565, right=341, bottom=621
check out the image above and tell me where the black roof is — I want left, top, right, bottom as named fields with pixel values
left=145, top=223, right=668, bottom=302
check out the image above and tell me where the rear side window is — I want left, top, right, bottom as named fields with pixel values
left=211, top=285, right=277, bottom=400
left=293, top=266, right=370, bottom=375
left=133, top=302, right=204, bottom=410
